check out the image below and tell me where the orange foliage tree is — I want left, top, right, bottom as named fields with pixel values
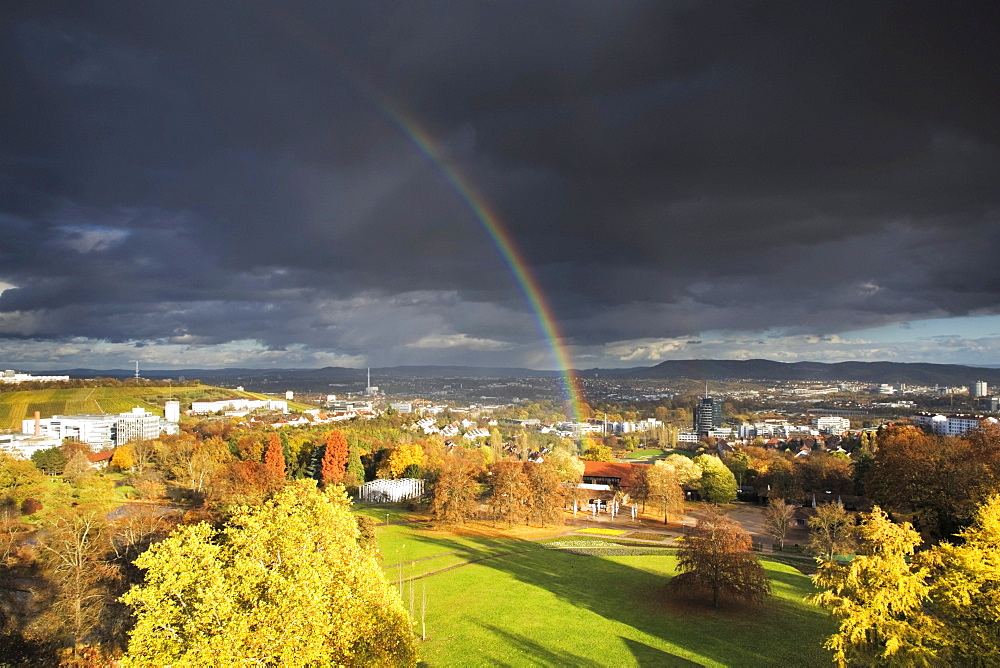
left=320, top=431, right=348, bottom=486
left=264, top=433, right=286, bottom=482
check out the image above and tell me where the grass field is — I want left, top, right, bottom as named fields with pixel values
left=357, top=505, right=836, bottom=667
left=0, top=384, right=292, bottom=430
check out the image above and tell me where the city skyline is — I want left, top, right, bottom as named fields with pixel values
left=2, top=2, right=1000, bottom=370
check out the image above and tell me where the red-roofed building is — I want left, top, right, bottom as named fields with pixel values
left=87, top=450, right=114, bottom=470
left=581, top=461, right=649, bottom=491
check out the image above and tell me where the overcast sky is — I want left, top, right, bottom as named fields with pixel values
left=2, top=1, right=1000, bottom=370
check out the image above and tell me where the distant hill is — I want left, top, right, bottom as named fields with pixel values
left=25, top=359, right=1000, bottom=388
left=583, top=359, right=1000, bottom=386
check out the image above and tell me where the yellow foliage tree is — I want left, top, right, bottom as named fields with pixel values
left=378, top=443, right=426, bottom=479
left=121, top=481, right=416, bottom=666
left=110, top=444, right=135, bottom=471
left=811, top=507, right=940, bottom=667
left=926, top=494, right=1000, bottom=664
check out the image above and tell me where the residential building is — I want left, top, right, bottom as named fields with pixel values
left=973, top=380, right=989, bottom=398
left=812, top=416, right=850, bottom=434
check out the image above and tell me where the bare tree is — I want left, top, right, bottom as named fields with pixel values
left=36, top=510, right=119, bottom=658
left=763, top=497, right=796, bottom=550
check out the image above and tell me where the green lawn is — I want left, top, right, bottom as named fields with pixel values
left=623, top=448, right=666, bottom=459
left=365, top=509, right=835, bottom=667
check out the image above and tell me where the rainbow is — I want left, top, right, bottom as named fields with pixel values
left=256, top=6, right=588, bottom=425
left=387, top=118, right=588, bottom=425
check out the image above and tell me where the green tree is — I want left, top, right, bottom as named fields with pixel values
left=693, top=454, right=737, bottom=504
left=667, top=506, right=769, bottom=608
left=812, top=507, right=939, bottom=667
left=31, top=447, right=67, bottom=475
left=926, top=494, right=1000, bottom=665
left=122, top=482, right=416, bottom=666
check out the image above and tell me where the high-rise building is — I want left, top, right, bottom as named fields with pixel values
left=694, top=397, right=722, bottom=436
left=164, top=400, right=181, bottom=423
left=973, top=380, right=989, bottom=398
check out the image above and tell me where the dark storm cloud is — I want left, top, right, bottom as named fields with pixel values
left=1, top=1, right=999, bottom=366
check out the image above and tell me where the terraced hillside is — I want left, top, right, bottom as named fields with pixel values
left=0, top=385, right=299, bottom=431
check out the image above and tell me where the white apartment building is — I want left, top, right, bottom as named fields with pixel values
left=164, top=400, right=181, bottom=423
left=973, top=381, right=989, bottom=398
left=812, top=416, right=851, bottom=434
left=912, top=412, right=999, bottom=437
left=190, top=398, right=288, bottom=414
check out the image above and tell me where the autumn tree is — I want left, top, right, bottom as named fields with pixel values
left=630, top=464, right=651, bottom=512
left=667, top=506, right=769, bottom=607
left=122, top=482, right=417, bottom=666
left=925, top=494, right=1000, bottom=664
left=812, top=507, right=939, bottom=667
left=807, top=503, right=856, bottom=561
left=543, top=447, right=585, bottom=484
left=488, top=461, right=529, bottom=526
left=763, top=497, right=796, bottom=551
left=523, top=462, right=564, bottom=526
left=580, top=441, right=613, bottom=462
left=866, top=425, right=997, bottom=541
left=320, top=430, right=349, bottom=486
left=110, top=444, right=135, bottom=472
left=646, top=461, right=684, bottom=524
left=694, top=454, right=737, bottom=504
left=155, top=434, right=231, bottom=497
left=429, top=455, right=480, bottom=525
left=377, top=443, right=425, bottom=480
left=263, top=432, right=286, bottom=483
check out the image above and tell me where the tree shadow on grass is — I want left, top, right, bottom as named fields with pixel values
left=622, top=637, right=701, bottom=667
left=414, top=535, right=831, bottom=667
left=475, top=623, right=606, bottom=667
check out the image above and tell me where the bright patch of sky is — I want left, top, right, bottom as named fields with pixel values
left=846, top=315, right=1000, bottom=343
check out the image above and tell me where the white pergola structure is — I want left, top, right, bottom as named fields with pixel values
left=358, top=478, right=425, bottom=503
